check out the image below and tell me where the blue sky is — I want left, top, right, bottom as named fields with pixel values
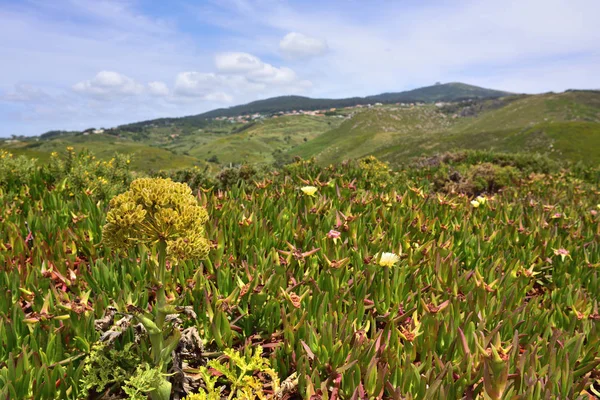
left=1, top=0, right=599, bottom=137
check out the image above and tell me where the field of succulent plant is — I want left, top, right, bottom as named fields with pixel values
left=0, top=149, right=599, bottom=399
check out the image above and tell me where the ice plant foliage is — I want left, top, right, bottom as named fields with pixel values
left=103, top=178, right=210, bottom=261
left=1, top=151, right=600, bottom=399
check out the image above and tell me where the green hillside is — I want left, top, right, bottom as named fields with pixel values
left=0, top=134, right=201, bottom=171
left=288, top=105, right=451, bottom=163
left=288, top=91, right=600, bottom=165
left=163, top=115, right=343, bottom=165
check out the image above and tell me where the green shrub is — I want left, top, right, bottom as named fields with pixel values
left=155, top=166, right=216, bottom=191
left=43, top=148, right=133, bottom=200
left=434, top=162, right=518, bottom=195
left=0, top=150, right=37, bottom=193
left=216, top=164, right=269, bottom=189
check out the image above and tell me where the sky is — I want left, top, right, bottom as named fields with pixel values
left=1, top=0, right=599, bottom=137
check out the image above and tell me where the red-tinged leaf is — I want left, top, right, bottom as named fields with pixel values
left=300, top=340, right=315, bottom=360
left=458, top=327, right=470, bottom=356
left=301, top=247, right=321, bottom=258
left=262, top=342, right=282, bottom=349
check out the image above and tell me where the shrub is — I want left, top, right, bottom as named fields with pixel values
left=355, top=155, right=393, bottom=188
left=216, top=164, right=269, bottom=189
left=0, top=151, right=37, bottom=193
left=43, top=148, right=133, bottom=200
left=434, top=162, right=518, bottom=195
left=155, top=166, right=216, bottom=192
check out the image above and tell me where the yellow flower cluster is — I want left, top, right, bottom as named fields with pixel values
left=102, top=178, right=210, bottom=261
left=358, top=155, right=392, bottom=186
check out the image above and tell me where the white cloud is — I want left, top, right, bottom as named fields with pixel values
left=279, top=32, right=328, bottom=59
left=174, top=72, right=228, bottom=98
left=2, top=83, right=51, bottom=103
left=204, top=92, right=234, bottom=103
left=4, top=0, right=600, bottom=137
left=173, top=52, right=311, bottom=103
left=215, top=51, right=311, bottom=88
left=73, top=71, right=144, bottom=98
left=203, top=0, right=600, bottom=96
left=215, top=52, right=265, bottom=73
left=148, top=81, right=170, bottom=96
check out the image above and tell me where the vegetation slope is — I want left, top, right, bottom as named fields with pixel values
left=288, top=90, right=600, bottom=166
left=2, top=89, right=599, bottom=171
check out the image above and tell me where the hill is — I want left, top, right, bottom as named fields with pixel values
left=118, top=82, right=512, bottom=129
left=365, top=82, right=512, bottom=103
left=4, top=88, right=600, bottom=171
left=287, top=90, right=600, bottom=165
left=160, top=114, right=344, bottom=165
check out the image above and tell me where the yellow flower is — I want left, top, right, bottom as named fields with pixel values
left=51, top=152, right=58, bottom=157
left=102, top=178, right=210, bottom=262
left=66, top=146, right=74, bottom=152
left=476, top=195, right=487, bottom=204
left=471, top=200, right=480, bottom=208
left=301, top=186, right=318, bottom=197
left=378, top=252, right=400, bottom=267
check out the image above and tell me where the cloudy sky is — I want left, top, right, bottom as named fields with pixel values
left=1, top=0, right=599, bottom=137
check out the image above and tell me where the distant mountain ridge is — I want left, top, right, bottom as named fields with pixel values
left=119, top=82, right=513, bottom=129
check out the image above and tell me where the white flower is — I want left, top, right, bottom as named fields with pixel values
left=301, top=186, right=318, bottom=196
left=470, top=200, right=480, bottom=208
left=378, top=252, right=400, bottom=267
left=476, top=195, right=487, bottom=204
